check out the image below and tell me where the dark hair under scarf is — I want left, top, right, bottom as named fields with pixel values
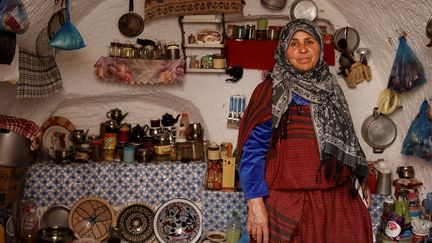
left=271, top=19, right=368, bottom=178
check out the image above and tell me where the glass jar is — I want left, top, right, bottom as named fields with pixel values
left=134, top=44, right=143, bottom=59
left=245, top=24, right=256, bottom=40
left=121, top=42, right=134, bottom=58
left=188, top=34, right=196, bottom=44
left=234, top=25, right=246, bottom=40
left=90, top=139, right=104, bottom=162
left=109, top=41, right=122, bottom=57
left=212, top=54, right=225, bottom=69
left=206, top=144, right=222, bottom=190
left=226, top=25, right=238, bottom=39
left=268, top=26, right=280, bottom=40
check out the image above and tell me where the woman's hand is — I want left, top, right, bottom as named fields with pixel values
left=247, top=197, right=269, bottom=243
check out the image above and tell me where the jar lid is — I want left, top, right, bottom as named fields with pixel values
left=81, top=143, right=90, bottom=148
left=213, top=53, right=225, bottom=59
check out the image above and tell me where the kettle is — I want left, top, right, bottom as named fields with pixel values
left=161, top=113, right=180, bottom=127
left=106, top=108, right=128, bottom=124
left=130, top=124, right=149, bottom=144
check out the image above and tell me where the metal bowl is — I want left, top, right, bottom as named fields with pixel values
left=37, top=226, right=74, bottom=243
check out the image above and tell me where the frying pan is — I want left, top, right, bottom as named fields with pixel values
left=118, top=0, right=144, bottom=37
left=361, top=108, right=397, bottom=153
left=290, top=0, right=318, bottom=21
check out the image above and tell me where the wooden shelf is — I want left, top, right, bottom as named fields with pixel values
left=187, top=68, right=226, bottom=73
left=182, top=15, right=223, bottom=23
left=184, top=43, right=225, bottom=48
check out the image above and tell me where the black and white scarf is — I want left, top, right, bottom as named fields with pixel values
left=271, top=19, right=367, bottom=177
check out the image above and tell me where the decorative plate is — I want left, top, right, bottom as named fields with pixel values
left=40, top=205, right=70, bottom=229
left=114, top=202, right=156, bottom=243
left=41, top=116, right=75, bottom=158
left=68, top=196, right=115, bottom=241
left=154, top=198, right=202, bottom=243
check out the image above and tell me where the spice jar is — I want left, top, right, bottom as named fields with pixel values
left=109, top=41, right=122, bottom=57
left=268, top=26, right=280, bottom=40
left=212, top=54, right=225, bottom=69
left=234, top=25, right=246, bottom=40
left=188, top=34, right=196, bottom=44
left=90, top=139, right=104, bottom=162
left=245, top=24, right=256, bottom=40
left=205, top=144, right=222, bottom=190
left=121, top=42, right=134, bottom=58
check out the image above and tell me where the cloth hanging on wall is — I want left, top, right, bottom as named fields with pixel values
left=144, top=0, right=244, bottom=22
left=17, top=48, right=63, bottom=98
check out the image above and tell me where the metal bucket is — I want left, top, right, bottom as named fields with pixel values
left=0, top=129, right=30, bottom=167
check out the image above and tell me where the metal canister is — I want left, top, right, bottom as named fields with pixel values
left=245, top=24, right=256, bottom=40
left=109, top=41, right=122, bottom=57
left=90, top=139, right=103, bottom=162
left=234, top=25, right=246, bottom=40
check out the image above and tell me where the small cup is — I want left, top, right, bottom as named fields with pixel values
left=150, top=119, right=161, bottom=127
left=412, top=231, right=428, bottom=243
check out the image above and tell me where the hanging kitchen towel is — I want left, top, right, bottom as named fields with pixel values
left=17, top=47, right=63, bottom=98
left=144, top=0, right=244, bottom=22
left=401, top=100, right=432, bottom=161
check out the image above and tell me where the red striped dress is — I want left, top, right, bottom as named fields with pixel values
left=263, top=105, right=373, bottom=243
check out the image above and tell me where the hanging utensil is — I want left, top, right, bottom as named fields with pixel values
left=361, top=108, right=397, bottom=153
left=333, top=26, right=360, bottom=53
left=290, top=0, right=318, bottom=21
left=118, top=0, right=144, bottom=37
left=426, top=16, right=432, bottom=47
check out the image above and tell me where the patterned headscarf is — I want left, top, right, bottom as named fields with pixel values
left=271, top=19, right=367, bottom=176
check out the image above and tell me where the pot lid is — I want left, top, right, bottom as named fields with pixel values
left=333, top=26, right=360, bottom=53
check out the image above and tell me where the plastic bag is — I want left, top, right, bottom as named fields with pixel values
left=0, top=0, right=29, bottom=34
left=387, top=36, right=426, bottom=93
left=401, top=100, right=432, bottom=161
left=49, top=0, right=85, bottom=50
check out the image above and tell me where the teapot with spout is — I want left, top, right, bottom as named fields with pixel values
left=161, top=113, right=180, bottom=127
left=130, top=124, right=149, bottom=144
left=69, top=129, right=89, bottom=144
left=106, top=108, right=128, bottom=124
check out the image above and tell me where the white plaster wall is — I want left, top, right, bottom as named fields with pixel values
left=1, top=0, right=432, bottom=197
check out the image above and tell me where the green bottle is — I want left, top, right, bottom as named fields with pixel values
left=226, top=211, right=242, bottom=243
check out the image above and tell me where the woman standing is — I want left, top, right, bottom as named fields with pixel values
left=237, top=19, right=373, bottom=243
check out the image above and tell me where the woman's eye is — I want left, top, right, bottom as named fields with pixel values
left=305, top=39, right=315, bottom=45
left=289, top=42, right=298, bottom=47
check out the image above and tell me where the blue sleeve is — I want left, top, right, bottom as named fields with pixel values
left=239, top=120, right=272, bottom=200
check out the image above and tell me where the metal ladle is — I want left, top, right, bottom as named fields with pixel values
left=337, top=38, right=355, bottom=64
left=426, top=16, right=432, bottom=47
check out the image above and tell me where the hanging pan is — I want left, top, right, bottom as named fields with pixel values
left=290, top=0, right=318, bottom=21
left=361, top=108, right=397, bottom=153
left=118, top=0, right=144, bottom=37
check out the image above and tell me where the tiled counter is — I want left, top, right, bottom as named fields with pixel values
left=1, top=161, right=388, bottom=234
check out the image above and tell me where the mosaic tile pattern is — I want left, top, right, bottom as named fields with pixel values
left=23, top=161, right=206, bottom=207
left=370, top=194, right=390, bottom=234
left=202, top=190, right=247, bottom=231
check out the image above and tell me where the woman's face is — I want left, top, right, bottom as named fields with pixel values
left=286, top=30, right=320, bottom=72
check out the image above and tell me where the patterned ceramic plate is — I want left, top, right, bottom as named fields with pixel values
left=154, top=198, right=202, bottom=243
left=114, top=202, right=155, bottom=243
left=68, top=196, right=115, bottom=241
left=41, top=116, right=75, bottom=158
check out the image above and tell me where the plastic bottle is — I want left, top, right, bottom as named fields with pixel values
left=20, top=199, right=39, bottom=242
left=226, top=211, right=242, bottom=243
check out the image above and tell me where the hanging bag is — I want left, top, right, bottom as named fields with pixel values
left=401, top=100, right=432, bottom=161
left=387, top=36, right=426, bottom=93
left=0, top=0, right=29, bottom=34
left=49, top=0, right=85, bottom=50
